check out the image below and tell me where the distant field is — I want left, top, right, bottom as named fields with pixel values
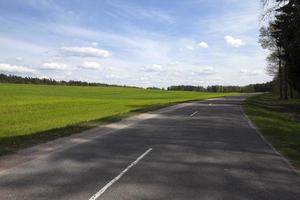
left=243, top=93, right=300, bottom=169
left=0, top=83, right=237, bottom=155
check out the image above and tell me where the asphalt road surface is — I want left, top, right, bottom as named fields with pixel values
left=0, top=96, right=299, bottom=200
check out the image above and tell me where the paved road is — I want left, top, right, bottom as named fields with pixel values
left=0, top=96, right=299, bottom=200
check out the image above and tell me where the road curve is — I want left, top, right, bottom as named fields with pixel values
left=0, top=96, right=299, bottom=200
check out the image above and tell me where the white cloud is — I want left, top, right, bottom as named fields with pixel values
left=167, top=61, right=180, bottom=66
left=192, top=67, right=216, bottom=76
left=0, top=63, right=35, bottom=73
left=65, top=72, right=73, bottom=76
left=15, top=57, right=23, bottom=61
left=185, top=45, right=195, bottom=50
left=224, top=35, right=244, bottom=48
left=202, top=67, right=216, bottom=75
left=79, top=61, right=101, bottom=70
left=106, top=73, right=124, bottom=79
left=141, top=64, right=164, bottom=73
left=152, top=64, right=163, bottom=71
left=240, top=69, right=263, bottom=76
left=50, top=24, right=173, bottom=64
left=185, top=41, right=208, bottom=50
left=61, top=46, right=111, bottom=58
left=41, top=62, right=67, bottom=70
left=198, top=42, right=208, bottom=48
left=91, top=42, right=98, bottom=46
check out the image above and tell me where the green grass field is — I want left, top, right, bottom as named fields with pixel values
left=243, top=93, right=300, bottom=169
left=0, top=83, right=236, bottom=155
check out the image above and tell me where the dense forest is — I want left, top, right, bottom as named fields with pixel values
left=260, top=0, right=300, bottom=99
left=0, top=73, right=138, bottom=89
left=168, top=82, right=273, bottom=93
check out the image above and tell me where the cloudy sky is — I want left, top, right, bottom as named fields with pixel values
left=0, top=0, right=271, bottom=87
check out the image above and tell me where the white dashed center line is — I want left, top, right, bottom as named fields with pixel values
left=88, top=148, right=152, bottom=200
left=190, top=111, right=198, bottom=117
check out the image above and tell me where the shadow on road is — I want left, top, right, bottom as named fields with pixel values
left=0, top=97, right=299, bottom=199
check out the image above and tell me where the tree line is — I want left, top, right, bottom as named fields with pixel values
left=260, top=0, right=300, bottom=99
left=167, top=82, right=273, bottom=93
left=1, top=73, right=272, bottom=93
left=0, top=73, right=139, bottom=88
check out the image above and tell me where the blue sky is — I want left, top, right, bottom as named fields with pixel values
left=0, top=0, right=271, bottom=87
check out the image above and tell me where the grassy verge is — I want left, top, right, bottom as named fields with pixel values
left=243, top=93, right=300, bottom=169
left=0, top=83, right=238, bottom=156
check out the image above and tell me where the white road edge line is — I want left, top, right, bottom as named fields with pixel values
left=190, top=111, right=198, bottom=117
left=88, top=148, right=153, bottom=200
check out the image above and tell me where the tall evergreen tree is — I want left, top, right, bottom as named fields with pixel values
left=261, top=0, right=300, bottom=98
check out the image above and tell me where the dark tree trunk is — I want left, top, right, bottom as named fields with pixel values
left=279, top=58, right=283, bottom=99
left=289, top=82, right=294, bottom=98
left=284, top=63, right=288, bottom=100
